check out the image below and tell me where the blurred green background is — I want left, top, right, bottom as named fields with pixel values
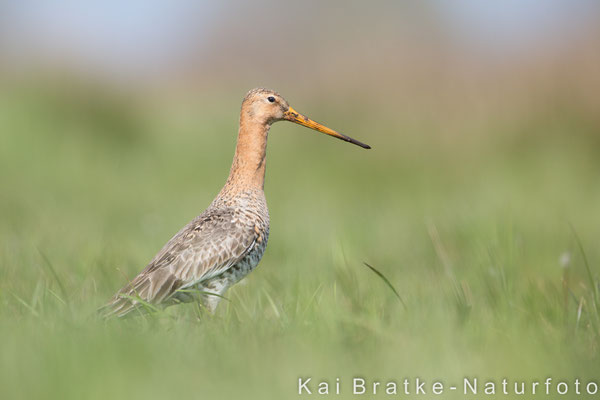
left=1, top=1, right=599, bottom=399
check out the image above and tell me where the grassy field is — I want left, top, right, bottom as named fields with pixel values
left=0, top=84, right=599, bottom=399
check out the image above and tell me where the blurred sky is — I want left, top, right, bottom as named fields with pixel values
left=0, top=0, right=598, bottom=93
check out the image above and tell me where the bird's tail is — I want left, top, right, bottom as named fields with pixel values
left=97, top=285, right=160, bottom=319
left=97, top=295, right=141, bottom=319
left=99, top=271, right=185, bottom=319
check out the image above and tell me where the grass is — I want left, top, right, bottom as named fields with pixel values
left=0, top=84, right=599, bottom=399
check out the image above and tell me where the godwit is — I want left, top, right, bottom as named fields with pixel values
left=101, top=88, right=370, bottom=318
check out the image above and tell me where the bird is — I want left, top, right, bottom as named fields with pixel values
left=100, top=88, right=370, bottom=318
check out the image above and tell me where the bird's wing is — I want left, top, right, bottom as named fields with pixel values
left=100, top=207, right=261, bottom=318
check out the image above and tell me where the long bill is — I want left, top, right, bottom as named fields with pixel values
left=283, top=107, right=371, bottom=149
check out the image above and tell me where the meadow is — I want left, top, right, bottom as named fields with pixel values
left=0, top=81, right=599, bottom=399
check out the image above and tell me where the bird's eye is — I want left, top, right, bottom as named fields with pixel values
left=267, top=96, right=275, bottom=103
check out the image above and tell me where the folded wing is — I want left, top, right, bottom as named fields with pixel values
left=100, top=208, right=258, bottom=318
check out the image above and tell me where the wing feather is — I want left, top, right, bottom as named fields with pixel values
left=100, top=207, right=259, bottom=318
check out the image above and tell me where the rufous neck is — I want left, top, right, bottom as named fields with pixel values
left=221, top=114, right=269, bottom=195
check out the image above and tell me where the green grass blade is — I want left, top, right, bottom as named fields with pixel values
left=118, top=294, right=161, bottom=314
left=37, top=248, right=69, bottom=303
left=570, top=224, right=599, bottom=307
left=10, top=291, right=39, bottom=317
left=363, top=262, right=407, bottom=310
left=262, top=288, right=281, bottom=319
left=47, top=288, right=67, bottom=306
left=176, top=288, right=230, bottom=301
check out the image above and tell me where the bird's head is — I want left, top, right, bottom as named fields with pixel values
left=241, top=88, right=370, bottom=149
